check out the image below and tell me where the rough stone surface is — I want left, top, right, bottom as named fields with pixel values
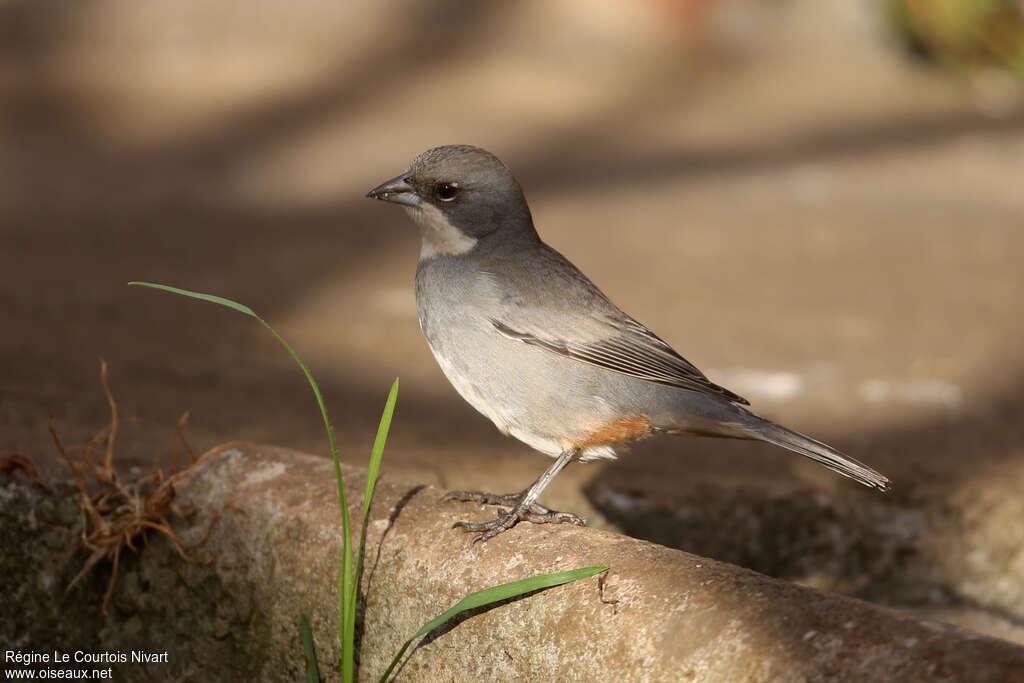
left=5, top=443, right=1024, bottom=681
left=587, top=442, right=1024, bottom=645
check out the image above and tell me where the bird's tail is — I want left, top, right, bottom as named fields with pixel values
left=740, top=415, right=890, bottom=491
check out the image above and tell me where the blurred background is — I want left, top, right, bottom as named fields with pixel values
left=3, top=0, right=1023, bottom=644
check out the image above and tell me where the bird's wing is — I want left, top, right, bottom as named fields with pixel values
left=491, top=317, right=748, bottom=404
left=485, top=247, right=749, bottom=405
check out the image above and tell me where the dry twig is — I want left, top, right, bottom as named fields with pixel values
left=51, top=359, right=233, bottom=615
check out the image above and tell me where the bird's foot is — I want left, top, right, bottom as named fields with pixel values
left=442, top=489, right=585, bottom=543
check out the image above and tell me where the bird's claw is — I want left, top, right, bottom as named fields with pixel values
left=444, top=489, right=585, bottom=542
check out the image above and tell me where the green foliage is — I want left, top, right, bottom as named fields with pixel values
left=377, top=566, right=608, bottom=682
left=887, top=0, right=1024, bottom=77
left=130, top=281, right=375, bottom=680
left=300, top=614, right=320, bottom=683
left=131, top=281, right=607, bottom=682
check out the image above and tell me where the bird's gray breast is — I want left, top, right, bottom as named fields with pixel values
left=414, top=256, right=580, bottom=457
left=415, top=257, right=512, bottom=427
left=415, top=252, right=668, bottom=463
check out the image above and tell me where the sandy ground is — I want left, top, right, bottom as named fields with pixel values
left=3, top=0, right=1024, bottom=642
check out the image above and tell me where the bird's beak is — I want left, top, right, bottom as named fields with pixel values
left=366, top=172, right=421, bottom=207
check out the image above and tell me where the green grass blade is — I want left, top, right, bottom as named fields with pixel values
left=363, top=378, right=399, bottom=528
left=300, top=614, right=321, bottom=683
left=127, top=282, right=339, bottom=476
left=357, top=379, right=399, bottom=558
left=377, top=566, right=608, bottom=682
left=340, top=541, right=354, bottom=682
left=128, top=281, right=258, bottom=317
left=130, top=281, right=355, bottom=681
left=347, top=378, right=400, bottom=670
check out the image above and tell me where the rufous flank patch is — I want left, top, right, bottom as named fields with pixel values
left=573, top=416, right=652, bottom=449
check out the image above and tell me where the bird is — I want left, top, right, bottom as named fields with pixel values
left=366, top=144, right=890, bottom=543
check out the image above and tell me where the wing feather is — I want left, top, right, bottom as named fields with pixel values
left=483, top=243, right=749, bottom=405
left=491, top=318, right=749, bottom=405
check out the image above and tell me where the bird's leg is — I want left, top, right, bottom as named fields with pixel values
left=442, top=490, right=560, bottom=516
left=443, top=490, right=528, bottom=508
left=443, top=447, right=584, bottom=543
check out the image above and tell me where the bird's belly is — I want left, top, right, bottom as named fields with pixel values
left=421, top=316, right=637, bottom=461
left=429, top=344, right=568, bottom=457
left=423, top=324, right=558, bottom=451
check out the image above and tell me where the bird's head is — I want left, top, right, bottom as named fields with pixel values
left=367, top=145, right=538, bottom=259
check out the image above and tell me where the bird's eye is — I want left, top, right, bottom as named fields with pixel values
left=436, top=182, right=459, bottom=201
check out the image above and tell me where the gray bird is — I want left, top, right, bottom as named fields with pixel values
left=367, top=144, right=890, bottom=543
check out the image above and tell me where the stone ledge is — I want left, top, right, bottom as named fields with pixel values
left=5, top=442, right=1024, bottom=681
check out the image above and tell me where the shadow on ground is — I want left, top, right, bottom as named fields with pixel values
left=3, top=0, right=1023, bottom=647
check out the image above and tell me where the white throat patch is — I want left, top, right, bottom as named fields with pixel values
left=406, top=204, right=477, bottom=259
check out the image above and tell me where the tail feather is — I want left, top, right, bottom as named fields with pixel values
left=743, top=417, right=890, bottom=491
